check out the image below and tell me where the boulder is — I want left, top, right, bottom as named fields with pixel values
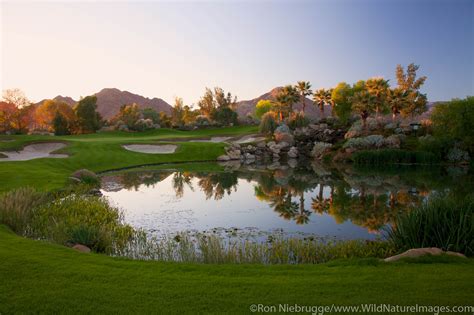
left=447, top=147, right=470, bottom=164
left=274, top=124, right=294, bottom=145
left=287, top=147, right=298, bottom=158
left=384, top=135, right=401, bottom=148
left=311, top=142, right=332, bottom=160
left=72, top=244, right=91, bottom=253
left=384, top=247, right=466, bottom=262
left=217, top=155, right=230, bottom=161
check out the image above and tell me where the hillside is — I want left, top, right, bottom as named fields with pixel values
left=94, top=88, right=172, bottom=119
left=35, top=89, right=172, bottom=120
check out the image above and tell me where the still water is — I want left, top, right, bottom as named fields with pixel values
left=101, top=162, right=472, bottom=240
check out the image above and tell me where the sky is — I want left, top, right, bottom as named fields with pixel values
left=1, top=0, right=473, bottom=105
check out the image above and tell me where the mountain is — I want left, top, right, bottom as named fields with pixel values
left=235, top=87, right=331, bottom=119
left=94, top=88, right=172, bottom=119
left=36, top=88, right=172, bottom=120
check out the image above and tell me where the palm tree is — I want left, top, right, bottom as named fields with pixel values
left=350, top=90, right=376, bottom=128
left=313, top=88, right=328, bottom=118
left=387, top=87, right=409, bottom=120
left=365, top=77, right=389, bottom=119
left=276, top=85, right=299, bottom=121
left=326, top=88, right=335, bottom=116
left=295, top=81, right=312, bottom=114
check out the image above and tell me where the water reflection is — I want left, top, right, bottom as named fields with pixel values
left=101, top=162, right=472, bottom=239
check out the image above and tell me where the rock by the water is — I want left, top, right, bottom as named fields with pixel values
left=217, top=154, right=230, bottom=161
left=384, top=247, right=466, bottom=262
left=311, top=142, right=332, bottom=159
left=287, top=147, right=298, bottom=158
left=72, top=244, right=91, bottom=253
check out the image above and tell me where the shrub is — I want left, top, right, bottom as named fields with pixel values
left=255, top=100, right=273, bottom=119
left=287, top=112, right=309, bottom=129
left=211, top=107, right=238, bottom=126
left=0, top=187, right=49, bottom=234
left=259, top=111, right=278, bottom=135
left=387, top=194, right=474, bottom=256
left=431, top=96, right=474, bottom=154
left=353, top=149, right=439, bottom=165
left=31, top=195, right=134, bottom=253
left=71, top=169, right=100, bottom=187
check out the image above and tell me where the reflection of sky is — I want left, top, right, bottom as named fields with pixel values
left=102, top=175, right=377, bottom=240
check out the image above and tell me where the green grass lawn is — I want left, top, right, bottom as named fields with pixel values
left=0, top=225, right=473, bottom=314
left=0, top=126, right=257, bottom=192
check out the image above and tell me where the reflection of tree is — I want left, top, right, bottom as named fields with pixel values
left=120, top=171, right=172, bottom=190
left=197, top=172, right=238, bottom=200
left=172, top=172, right=194, bottom=198
left=110, top=163, right=471, bottom=233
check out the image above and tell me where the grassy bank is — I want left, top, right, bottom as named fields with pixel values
left=0, top=225, right=473, bottom=313
left=0, top=126, right=257, bottom=191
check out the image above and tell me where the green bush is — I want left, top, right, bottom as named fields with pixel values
left=31, top=195, right=134, bottom=253
left=71, top=169, right=100, bottom=188
left=0, top=187, right=49, bottom=234
left=259, top=111, right=278, bottom=135
left=287, top=112, right=309, bottom=130
left=387, top=194, right=473, bottom=256
left=353, top=149, right=440, bottom=165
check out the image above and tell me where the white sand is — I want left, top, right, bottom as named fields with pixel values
left=193, top=137, right=232, bottom=143
left=233, top=135, right=266, bottom=144
left=123, top=144, right=177, bottom=154
left=0, top=142, right=68, bottom=161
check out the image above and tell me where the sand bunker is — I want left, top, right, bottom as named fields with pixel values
left=0, top=142, right=68, bottom=161
left=193, top=137, right=232, bottom=143
left=123, top=144, right=177, bottom=154
left=233, top=135, right=266, bottom=144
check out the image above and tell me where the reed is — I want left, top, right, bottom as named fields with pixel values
left=387, top=194, right=473, bottom=256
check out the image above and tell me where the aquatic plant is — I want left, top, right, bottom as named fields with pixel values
left=387, top=194, right=474, bottom=256
left=353, top=149, right=439, bottom=165
left=117, top=233, right=396, bottom=264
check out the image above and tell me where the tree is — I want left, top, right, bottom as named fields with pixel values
left=0, top=102, right=17, bottom=133
left=214, top=87, right=237, bottom=109
left=142, top=108, right=160, bottom=124
left=313, top=88, right=331, bottom=118
left=2, top=89, right=30, bottom=108
left=365, top=77, right=389, bottom=119
left=431, top=97, right=474, bottom=153
left=255, top=100, right=274, bottom=119
left=275, top=85, right=299, bottom=121
left=52, top=112, right=70, bottom=135
left=183, top=105, right=199, bottom=125
left=171, top=97, right=185, bottom=127
left=295, top=81, right=312, bottom=113
left=395, top=63, right=428, bottom=118
left=113, top=103, right=141, bottom=129
left=387, top=87, right=409, bottom=120
left=331, top=82, right=353, bottom=123
left=198, top=88, right=216, bottom=118
left=35, top=100, right=75, bottom=130
left=350, top=88, right=377, bottom=127
left=1, top=89, right=34, bottom=133
left=212, top=107, right=238, bottom=126
left=74, top=96, right=101, bottom=133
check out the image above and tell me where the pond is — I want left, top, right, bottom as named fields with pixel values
left=100, top=162, right=473, bottom=241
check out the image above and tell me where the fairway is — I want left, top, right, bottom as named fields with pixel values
left=0, top=126, right=257, bottom=191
